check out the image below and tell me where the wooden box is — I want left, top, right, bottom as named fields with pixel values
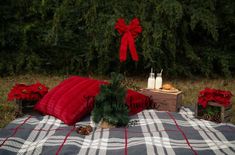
left=195, top=102, right=232, bottom=123
left=139, top=89, right=182, bottom=112
left=16, top=100, right=39, bottom=115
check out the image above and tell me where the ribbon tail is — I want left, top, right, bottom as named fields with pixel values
left=120, top=34, right=128, bottom=62
left=127, top=32, right=139, bottom=61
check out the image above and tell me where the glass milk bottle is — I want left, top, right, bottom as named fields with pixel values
left=155, top=73, right=162, bottom=89
left=147, top=69, right=155, bottom=89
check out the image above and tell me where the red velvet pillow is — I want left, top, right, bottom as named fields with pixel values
left=35, top=76, right=149, bottom=125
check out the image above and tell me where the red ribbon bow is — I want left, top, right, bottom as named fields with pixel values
left=115, top=18, right=142, bottom=62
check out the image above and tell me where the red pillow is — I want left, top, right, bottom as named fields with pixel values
left=35, top=76, right=149, bottom=125
left=126, top=89, right=150, bottom=115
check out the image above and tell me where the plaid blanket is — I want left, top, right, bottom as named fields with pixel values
left=0, top=107, right=235, bottom=155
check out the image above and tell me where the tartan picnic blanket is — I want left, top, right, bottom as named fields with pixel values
left=0, top=107, right=235, bottom=155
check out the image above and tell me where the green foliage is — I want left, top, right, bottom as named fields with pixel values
left=199, top=105, right=220, bottom=117
left=0, top=0, right=234, bottom=77
left=199, top=48, right=231, bottom=77
left=92, top=72, right=129, bottom=126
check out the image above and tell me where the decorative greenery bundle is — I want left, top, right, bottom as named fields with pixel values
left=92, top=72, right=129, bottom=127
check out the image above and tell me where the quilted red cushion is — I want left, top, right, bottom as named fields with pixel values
left=35, top=76, right=149, bottom=125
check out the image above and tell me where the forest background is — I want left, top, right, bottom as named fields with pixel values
left=0, top=0, right=234, bottom=77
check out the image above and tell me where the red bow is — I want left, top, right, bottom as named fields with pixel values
left=115, top=18, right=142, bottom=62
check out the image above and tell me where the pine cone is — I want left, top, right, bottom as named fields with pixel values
left=202, top=114, right=212, bottom=121
left=76, top=125, right=93, bottom=135
left=86, top=125, right=93, bottom=132
left=212, top=113, right=221, bottom=123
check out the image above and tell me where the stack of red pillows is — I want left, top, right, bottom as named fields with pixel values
left=35, top=76, right=150, bottom=125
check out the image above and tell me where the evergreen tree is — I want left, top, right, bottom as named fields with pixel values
left=92, top=72, right=129, bottom=127
left=0, top=0, right=234, bottom=77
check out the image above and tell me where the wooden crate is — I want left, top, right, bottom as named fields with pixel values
left=139, top=89, right=182, bottom=112
left=195, top=102, right=232, bottom=123
left=16, top=100, right=39, bottom=115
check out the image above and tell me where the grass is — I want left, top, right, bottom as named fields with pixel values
left=0, top=74, right=66, bottom=128
left=0, top=74, right=234, bottom=128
